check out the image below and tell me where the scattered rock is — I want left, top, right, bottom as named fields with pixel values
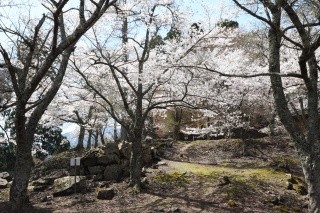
left=53, top=176, right=86, bottom=196
left=92, top=181, right=109, bottom=188
left=169, top=207, right=181, bottom=212
left=156, top=161, right=168, bottom=166
left=227, top=199, right=237, bottom=207
left=286, top=181, right=294, bottom=190
left=297, top=185, right=308, bottom=195
left=285, top=173, right=297, bottom=184
left=41, top=195, right=53, bottom=203
left=218, top=176, right=231, bottom=186
left=97, top=188, right=115, bottom=200
left=0, top=178, right=8, bottom=189
left=270, top=195, right=285, bottom=205
left=141, top=177, right=149, bottom=185
left=0, top=172, right=12, bottom=182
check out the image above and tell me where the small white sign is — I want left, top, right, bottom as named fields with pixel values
left=70, top=157, right=81, bottom=166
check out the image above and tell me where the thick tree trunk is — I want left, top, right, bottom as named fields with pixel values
left=9, top=139, right=33, bottom=212
left=129, top=128, right=143, bottom=192
left=76, top=125, right=85, bottom=149
left=9, top=108, right=35, bottom=212
left=301, top=155, right=320, bottom=212
left=267, top=6, right=320, bottom=211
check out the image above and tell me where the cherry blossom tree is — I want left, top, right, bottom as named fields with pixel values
left=70, top=0, right=208, bottom=191
left=0, top=0, right=117, bottom=211
left=229, top=0, right=320, bottom=211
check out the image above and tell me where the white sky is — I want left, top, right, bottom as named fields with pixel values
left=182, top=0, right=254, bottom=30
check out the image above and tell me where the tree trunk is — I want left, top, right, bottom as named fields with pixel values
left=301, top=155, right=320, bottom=212
left=129, top=128, right=143, bottom=192
left=76, top=125, right=85, bottom=149
left=9, top=108, right=34, bottom=212
left=94, top=129, right=99, bottom=148
left=120, top=124, right=127, bottom=141
left=99, top=129, right=106, bottom=145
left=87, top=129, right=93, bottom=149
left=267, top=5, right=320, bottom=211
left=9, top=139, right=33, bottom=212
left=173, top=107, right=182, bottom=141
left=113, top=120, right=118, bottom=142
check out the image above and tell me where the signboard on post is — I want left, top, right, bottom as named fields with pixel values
left=70, top=157, right=81, bottom=166
left=70, top=157, right=81, bottom=194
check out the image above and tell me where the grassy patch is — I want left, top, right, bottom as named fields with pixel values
left=273, top=205, right=290, bottom=213
left=168, top=161, right=286, bottom=186
left=153, top=172, right=190, bottom=186
left=270, top=156, right=300, bottom=168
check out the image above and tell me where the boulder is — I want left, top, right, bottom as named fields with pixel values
left=118, top=141, right=132, bottom=159
left=81, top=148, right=105, bottom=167
left=92, top=174, right=104, bottom=181
left=97, top=154, right=120, bottom=165
left=33, top=185, right=47, bottom=192
left=0, top=178, right=8, bottom=189
left=97, top=188, right=115, bottom=200
left=53, top=176, right=86, bottom=197
left=142, top=145, right=152, bottom=165
left=0, top=172, right=12, bottom=182
left=104, top=143, right=120, bottom=156
left=104, top=165, right=122, bottom=181
left=32, top=178, right=52, bottom=186
left=120, top=159, right=130, bottom=177
left=41, top=169, right=70, bottom=183
left=88, top=166, right=105, bottom=175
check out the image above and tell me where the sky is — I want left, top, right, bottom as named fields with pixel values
left=0, top=0, right=254, bottom=30
left=182, top=0, right=254, bottom=30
